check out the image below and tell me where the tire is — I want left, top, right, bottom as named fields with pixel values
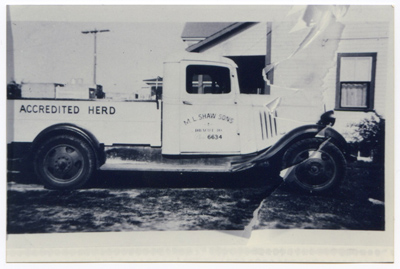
left=282, top=138, right=346, bottom=195
left=34, top=135, right=96, bottom=190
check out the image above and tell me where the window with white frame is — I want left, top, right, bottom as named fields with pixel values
left=335, top=53, right=377, bottom=111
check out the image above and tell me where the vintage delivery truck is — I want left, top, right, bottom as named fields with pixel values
left=7, top=53, right=352, bottom=194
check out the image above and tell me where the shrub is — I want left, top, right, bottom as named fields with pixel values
left=347, top=112, right=385, bottom=164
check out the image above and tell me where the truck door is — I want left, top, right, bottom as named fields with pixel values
left=179, top=64, right=240, bottom=154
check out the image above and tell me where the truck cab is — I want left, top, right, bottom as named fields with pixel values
left=162, top=53, right=281, bottom=156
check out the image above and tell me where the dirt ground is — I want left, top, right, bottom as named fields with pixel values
left=257, top=162, right=385, bottom=230
left=7, top=161, right=385, bottom=234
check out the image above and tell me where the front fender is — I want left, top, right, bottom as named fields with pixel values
left=265, top=124, right=350, bottom=161
left=231, top=124, right=351, bottom=172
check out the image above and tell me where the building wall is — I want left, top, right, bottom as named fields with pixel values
left=185, top=6, right=393, bottom=144
left=198, top=23, right=267, bottom=56
left=323, top=22, right=390, bottom=116
left=321, top=20, right=391, bottom=142
left=268, top=7, right=392, bottom=143
left=269, top=18, right=345, bottom=123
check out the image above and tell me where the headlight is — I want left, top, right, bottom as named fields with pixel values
left=317, top=110, right=335, bottom=126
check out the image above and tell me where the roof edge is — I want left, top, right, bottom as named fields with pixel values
left=186, top=22, right=258, bottom=53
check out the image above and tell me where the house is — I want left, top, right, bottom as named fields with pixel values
left=181, top=6, right=393, bottom=159
left=143, top=76, right=163, bottom=99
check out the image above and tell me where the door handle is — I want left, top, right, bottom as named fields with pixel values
left=182, top=101, right=193, bottom=105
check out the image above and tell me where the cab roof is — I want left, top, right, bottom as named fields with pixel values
left=164, top=52, right=238, bottom=68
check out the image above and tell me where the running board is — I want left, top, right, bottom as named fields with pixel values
left=100, top=161, right=231, bottom=173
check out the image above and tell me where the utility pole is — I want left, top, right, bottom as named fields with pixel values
left=81, top=29, right=110, bottom=85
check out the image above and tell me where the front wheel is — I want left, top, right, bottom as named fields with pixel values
left=34, top=135, right=96, bottom=190
left=282, top=138, right=346, bottom=195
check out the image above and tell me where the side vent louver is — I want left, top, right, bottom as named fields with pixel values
left=260, top=110, right=278, bottom=140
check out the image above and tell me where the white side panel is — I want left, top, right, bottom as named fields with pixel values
left=235, top=95, right=257, bottom=154
left=161, top=62, right=182, bottom=155
left=7, top=99, right=161, bottom=146
left=179, top=104, right=240, bottom=154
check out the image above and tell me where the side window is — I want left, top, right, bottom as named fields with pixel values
left=336, top=53, right=377, bottom=111
left=186, top=65, right=231, bottom=94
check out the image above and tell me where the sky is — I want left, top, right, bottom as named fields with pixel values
left=6, top=5, right=293, bottom=96
left=7, top=6, right=188, bottom=94
left=6, top=5, right=309, bottom=96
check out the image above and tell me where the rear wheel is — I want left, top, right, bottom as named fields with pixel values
left=282, top=138, right=346, bottom=195
left=34, top=135, right=95, bottom=190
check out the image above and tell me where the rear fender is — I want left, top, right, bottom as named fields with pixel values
left=31, top=123, right=106, bottom=168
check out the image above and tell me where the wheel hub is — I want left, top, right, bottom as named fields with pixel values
left=293, top=151, right=336, bottom=188
left=43, top=144, right=85, bottom=183
left=54, top=155, right=72, bottom=172
left=306, top=161, right=323, bottom=176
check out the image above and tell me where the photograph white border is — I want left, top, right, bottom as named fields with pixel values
left=1, top=0, right=398, bottom=266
